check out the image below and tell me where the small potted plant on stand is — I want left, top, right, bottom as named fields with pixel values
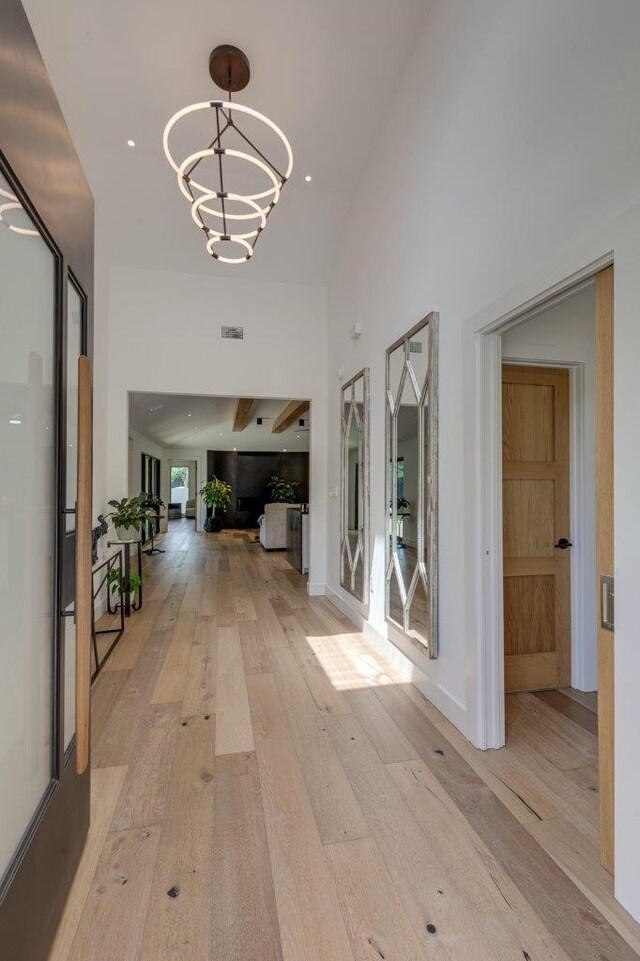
left=100, top=495, right=148, bottom=541
left=200, top=477, right=233, bottom=532
left=107, top=567, right=143, bottom=610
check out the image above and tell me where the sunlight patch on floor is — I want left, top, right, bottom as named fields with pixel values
left=303, top=632, right=396, bottom=690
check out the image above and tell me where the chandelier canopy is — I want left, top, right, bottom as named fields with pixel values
left=163, top=45, right=292, bottom=265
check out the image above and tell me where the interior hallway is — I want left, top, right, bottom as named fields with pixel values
left=49, top=521, right=640, bottom=960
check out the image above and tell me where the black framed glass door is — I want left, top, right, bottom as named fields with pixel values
left=0, top=3, right=94, bottom=958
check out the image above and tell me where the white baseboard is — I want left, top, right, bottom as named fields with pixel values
left=325, top=584, right=470, bottom=740
left=307, top=582, right=327, bottom=597
left=324, top=586, right=366, bottom=629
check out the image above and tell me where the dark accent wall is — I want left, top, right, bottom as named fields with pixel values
left=207, top=450, right=309, bottom=527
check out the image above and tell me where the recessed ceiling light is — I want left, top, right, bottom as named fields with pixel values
left=282, top=447, right=287, bottom=452
left=296, top=434, right=300, bottom=439
left=127, top=139, right=136, bottom=148
left=233, top=447, right=237, bottom=451
left=304, top=175, right=312, bottom=183
left=9, top=418, right=21, bottom=425
left=187, top=413, right=192, bottom=417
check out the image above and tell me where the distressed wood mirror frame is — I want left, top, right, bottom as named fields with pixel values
left=340, top=368, right=370, bottom=605
left=385, top=313, right=439, bottom=658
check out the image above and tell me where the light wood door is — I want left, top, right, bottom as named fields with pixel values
left=595, top=265, right=614, bottom=874
left=502, top=365, right=571, bottom=693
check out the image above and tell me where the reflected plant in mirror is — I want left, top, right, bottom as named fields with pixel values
left=340, top=368, right=370, bottom=605
left=385, top=313, right=438, bottom=658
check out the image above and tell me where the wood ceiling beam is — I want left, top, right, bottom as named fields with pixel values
left=271, top=400, right=309, bottom=434
left=232, top=398, right=255, bottom=431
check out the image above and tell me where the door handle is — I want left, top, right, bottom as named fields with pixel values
left=554, top=537, right=573, bottom=549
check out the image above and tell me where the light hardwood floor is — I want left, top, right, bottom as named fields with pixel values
left=48, top=520, right=640, bottom=961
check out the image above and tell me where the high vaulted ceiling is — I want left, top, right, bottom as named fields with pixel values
left=129, top=392, right=311, bottom=451
left=23, top=0, right=429, bottom=285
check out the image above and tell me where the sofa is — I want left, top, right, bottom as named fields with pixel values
left=258, top=502, right=300, bottom=550
left=185, top=498, right=196, bottom=519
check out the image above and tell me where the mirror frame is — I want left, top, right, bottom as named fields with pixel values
left=385, top=312, right=439, bottom=658
left=340, top=367, right=370, bottom=605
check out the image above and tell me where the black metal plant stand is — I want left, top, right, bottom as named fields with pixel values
left=91, top=551, right=125, bottom=680
left=108, top=538, right=144, bottom=617
left=144, top=514, right=165, bottom=555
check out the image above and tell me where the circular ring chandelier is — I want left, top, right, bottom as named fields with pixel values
left=163, top=45, right=293, bottom=265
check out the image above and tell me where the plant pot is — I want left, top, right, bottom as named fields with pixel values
left=212, top=516, right=222, bottom=533
left=203, top=517, right=214, bottom=533
left=116, top=525, right=137, bottom=541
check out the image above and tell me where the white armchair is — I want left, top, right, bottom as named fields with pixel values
left=258, top=503, right=300, bottom=550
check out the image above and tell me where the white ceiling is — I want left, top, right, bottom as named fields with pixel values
left=129, top=392, right=311, bottom=451
left=23, top=0, right=429, bottom=285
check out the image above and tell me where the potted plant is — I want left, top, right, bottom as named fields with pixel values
left=266, top=474, right=299, bottom=504
left=140, top=493, right=164, bottom=515
left=107, top=567, right=143, bottom=608
left=100, top=495, right=148, bottom=541
left=199, top=477, right=233, bottom=532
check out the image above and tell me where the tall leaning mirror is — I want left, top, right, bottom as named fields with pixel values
left=385, top=313, right=439, bottom=657
left=340, top=368, right=370, bottom=605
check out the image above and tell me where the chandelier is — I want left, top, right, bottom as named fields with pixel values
left=163, top=45, right=292, bottom=265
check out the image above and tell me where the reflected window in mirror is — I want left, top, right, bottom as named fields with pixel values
left=340, top=368, right=370, bottom=605
left=385, top=313, right=438, bottom=658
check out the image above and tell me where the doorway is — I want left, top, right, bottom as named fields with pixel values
left=479, top=263, right=614, bottom=874
left=169, top=461, right=196, bottom=522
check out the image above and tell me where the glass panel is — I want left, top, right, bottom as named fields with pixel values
left=408, top=572, right=430, bottom=642
left=63, top=603, right=76, bottom=750
left=396, top=373, right=418, bottom=566
left=63, top=280, right=82, bottom=750
left=385, top=315, right=438, bottom=657
left=388, top=342, right=405, bottom=404
left=65, top=283, right=82, bottom=532
left=340, top=372, right=369, bottom=603
left=407, top=325, right=429, bottom=398
left=388, top=565, right=404, bottom=628
left=0, top=169, right=55, bottom=878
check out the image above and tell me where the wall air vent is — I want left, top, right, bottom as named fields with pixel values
left=409, top=340, right=423, bottom=354
left=221, top=325, right=244, bottom=340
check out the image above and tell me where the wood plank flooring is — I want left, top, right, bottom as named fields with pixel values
left=49, top=520, right=640, bottom=961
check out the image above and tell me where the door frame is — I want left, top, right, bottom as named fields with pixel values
left=476, top=256, right=612, bottom=750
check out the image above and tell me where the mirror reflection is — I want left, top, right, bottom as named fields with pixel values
left=340, top=368, right=369, bottom=604
left=385, top=314, right=439, bottom=657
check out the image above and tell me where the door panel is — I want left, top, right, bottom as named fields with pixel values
left=0, top=165, right=56, bottom=880
left=0, top=2, right=94, bottom=958
left=595, top=265, right=614, bottom=874
left=502, top=365, right=571, bottom=692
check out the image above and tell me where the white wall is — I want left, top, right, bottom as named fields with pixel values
left=106, top=268, right=328, bottom=590
left=501, top=285, right=597, bottom=692
left=326, top=0, right=640, bottom=918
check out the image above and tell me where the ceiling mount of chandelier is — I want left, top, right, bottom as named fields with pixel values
left=163, top=45, right=293, bottom=265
